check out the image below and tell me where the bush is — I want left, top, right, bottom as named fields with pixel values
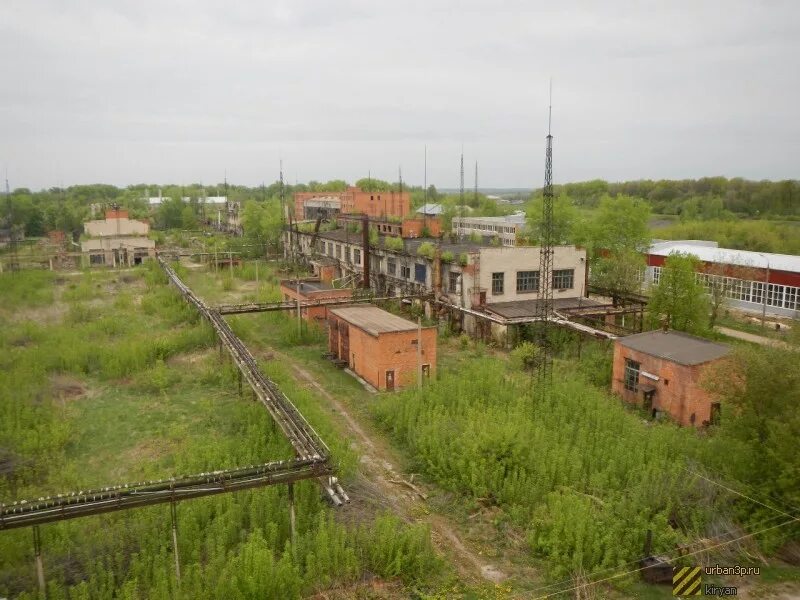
left=384, top=236, right=404, bottom=251
left=441, top=251, right=454, bottom=263
left=417, top=242, right=435, bottom=259
left=510, top=341, right=539, bottom=371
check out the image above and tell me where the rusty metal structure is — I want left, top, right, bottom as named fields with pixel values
left=534, top=87, right=555, bottom=402
left=215, top=293, right=429, bottom=315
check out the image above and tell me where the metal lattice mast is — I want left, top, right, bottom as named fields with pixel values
left=459, top=149, right=465, bottom=241
left=474, top=161, right=478, bottom=206
left=535, top=85, right=555, bottom=402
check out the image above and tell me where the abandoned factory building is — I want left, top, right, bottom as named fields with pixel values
left=327, top=305, right=437, bottom=391
left=286, top=226, right=588, bottom=344
left=294, top=187, right=411, bottom=221
left=612, top=330, right=730, bottom=427
left=81, top=209, right=155, bottom=267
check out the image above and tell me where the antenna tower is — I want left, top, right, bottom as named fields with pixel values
left=534, top=82, right=555, bottom=402
left=474, top=160, right=478, bottom=206
left=459, top=149, right=464, bottom=240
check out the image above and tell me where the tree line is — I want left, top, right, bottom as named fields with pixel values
left=536, top=177, right=799, bottom=218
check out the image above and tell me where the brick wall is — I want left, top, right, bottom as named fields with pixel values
left=327, top=314, right=437, bottom=390
left=294, top=188, right=410, bottom=221
left=611, top=342, right=721, bottom=426
left=402, top=217, right=441, bottom=238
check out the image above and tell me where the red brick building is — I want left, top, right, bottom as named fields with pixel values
left=279, top=278, right=353, bottom=322
left=294, top=187, right=410, bottom=222
left=612, top=330, right=729, bottom=427
left=327, top=306, right=436, bottom=391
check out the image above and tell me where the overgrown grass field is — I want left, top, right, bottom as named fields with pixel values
left=0, top=264, right=441, bottom=599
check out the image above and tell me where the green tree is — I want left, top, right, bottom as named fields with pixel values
left=647, top=253, right=709, bottom=334
left=587, top=195, right=651, bottom=255
left=705, top=345, right=800, bottom=548
left=590, top=250, right=645, bottom=300
left=181, top=205, right=198, bottom=229
left=526, top=193, right=581, bottom=245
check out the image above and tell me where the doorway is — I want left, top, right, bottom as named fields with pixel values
left=385, top=370, right=395, bottom=391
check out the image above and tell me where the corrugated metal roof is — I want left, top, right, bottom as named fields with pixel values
left=330, top=306, right=422, bottom=336
left=617, top=330, right=730, bottom=366
left=649, top=240, right=800, bottom=274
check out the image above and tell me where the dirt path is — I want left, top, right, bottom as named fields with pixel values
left=716, top=326, right=790, bottom=349
left=285, top=357, right=506, bottom=585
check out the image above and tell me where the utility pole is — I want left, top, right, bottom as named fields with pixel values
left=534, top=81, right=555, bottom=403
left=296, top=276, right=302, bottom=337
left=417, top=317, right=423, bottom=389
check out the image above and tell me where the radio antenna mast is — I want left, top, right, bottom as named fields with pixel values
left=535, top=79, right=555, bottom=403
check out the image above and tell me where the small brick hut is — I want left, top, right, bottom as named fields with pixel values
left=612, top=330, right=729, bottom=427
left=327, top=306, right=436, bottom=391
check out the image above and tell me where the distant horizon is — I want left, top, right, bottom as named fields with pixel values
left=6, top=175, right=798, bottom=195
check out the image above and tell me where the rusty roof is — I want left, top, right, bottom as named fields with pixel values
left=485, top=297, right=603, bottom=319
left=330, top=306, right=426, bottom=336
left=616, top=330, right=730, bottom=366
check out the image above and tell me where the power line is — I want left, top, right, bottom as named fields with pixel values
left=683, top=467, right=800, bottom=523
left=526, top=517, right=797, bottom=600
left=519, top=509, right=792, bottom=599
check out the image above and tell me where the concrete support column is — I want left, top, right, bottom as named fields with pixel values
left=171, top=501, right=181, bottom=584
left=33, top=526, right=45, bottom=597
left=288, top=482, right=296, bottom=545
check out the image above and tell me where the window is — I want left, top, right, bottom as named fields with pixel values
left=652, top=266, right=661, bottom=285
left=785, top=286, right=798, bottom=310
left=353, top=248, right=361, bottom=265
left=624, top=358, right=640, bottom=392
left=335, top=244, right=342, bottom=259
left=492, top=272, right=504, bottom=295
left=516, top=270, right=539, bottom=293
left=552, top=269, right=574, bottom=290
left=387, top=258, right=396, bottom=276
left=400, top=264, right=411, bottom=279
left=449, top=271, right=460, bottom=293
left=414, top=263, right=427, bottom=283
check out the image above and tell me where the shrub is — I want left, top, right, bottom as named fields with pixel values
left=384, top=236, right=404, bottom=251
left=417, top=242, right=435, bottom=259
left=441, top=251, right=454, bottom=263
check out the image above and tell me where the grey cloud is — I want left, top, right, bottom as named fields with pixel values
left=1, top=0, right=798, bottom=189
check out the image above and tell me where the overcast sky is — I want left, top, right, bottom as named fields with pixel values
left=1, top=0, right=798, bottom=190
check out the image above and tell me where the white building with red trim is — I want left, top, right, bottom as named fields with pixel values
left=645, top=240, right=800, bottom=319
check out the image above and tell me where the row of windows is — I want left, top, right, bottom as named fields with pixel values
left=454, top=222, right=517, bottom=235
left=652, top=267, right=799, bottom=311
left=490, top=269, right=575, bottom=295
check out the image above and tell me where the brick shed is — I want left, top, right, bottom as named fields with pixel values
left=279, top=279, right=353, bottom=322
left=612, top=330, right=730, bottom=427
left=327, top=306, right=437, bottom=391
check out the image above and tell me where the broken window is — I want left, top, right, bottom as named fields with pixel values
left=492, top=272, right=504, bottom=295
left=624, top=358, right=640, bottom=392
left=516, top=270, right=539, bottom=293
left=449, top=271, right=460, bottom=293
left=552, top=269, right=574, bottom=290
